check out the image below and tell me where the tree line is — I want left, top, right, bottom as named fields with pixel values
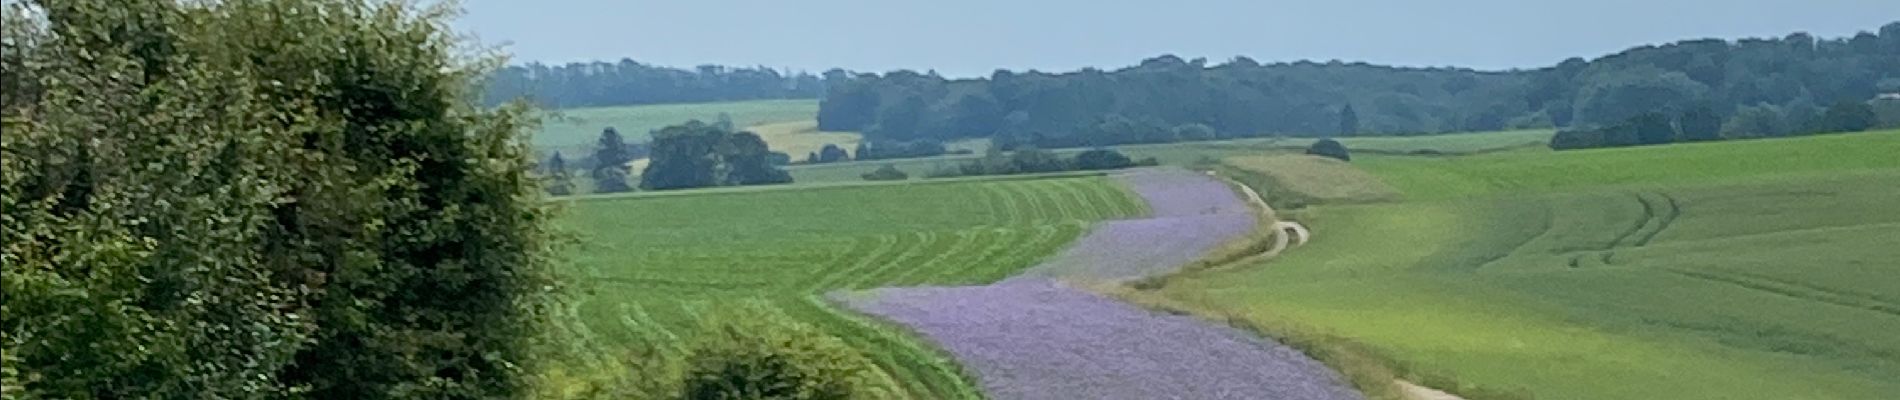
left=817, top=22, right=1899, bottom=149
left=482, top=60, right=825, bottom=108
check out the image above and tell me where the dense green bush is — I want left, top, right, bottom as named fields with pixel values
left=1306, top=139, right=1352, bottom=162
left=1, top=0, right=564, bottom=398
left=1074, top=149, right=1136, bottom=170
left=860, top=164, right=910, bottom=181
left=676, top=307, right=881, bottom=400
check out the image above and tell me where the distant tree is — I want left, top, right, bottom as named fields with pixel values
left=592, top=128, right=635, bottom=193
left=1338, top=104, right=1360, bottom=136
left=861, top=164, right=910, bottom=181
left=767, top=152, right=793, bottom=166
left=1676, top=105, right=1723, bottom=142
left=1306, top=138, right=1351, bottom=161
left=853, top=142, right=871, bottom=160
left=1809, top=100, right=1879, bottom=134
left=544, top=152, right=576, bottom=196
left=1074, top=149, right=1136, bottom=170
left=1629, top=112, right=1678, bottom=145
left=817, top=144, right=851, bottom=163
left=641, top=121, right=793, bottom=190
left=722, top=131, right=795, bottom=186
left=1721, top=104, right=1787, bottom=139
left=1572, top=69, right=1709, bottom=127
left=1873, top=99, right=1900, bottom=129
left=806, top=152, right=820, bottom=164
left=714, top=112, right=736, bottom=132
left=1549, top=128, right=1607, bottom=150
left=1781, top=98, right=1824, bottom=134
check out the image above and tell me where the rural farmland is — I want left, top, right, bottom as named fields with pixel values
left=12, top=2, right=1899, bottom=399
left=1153, top=131, right=1900, bottom=399
left=555, top=175, right=1147, bottom=398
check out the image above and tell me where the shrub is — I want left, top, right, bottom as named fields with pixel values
left=861, top=164, right=910, bottom=181
left=677, top=307, right=881, bottom=400
left=1306, top=138, right=1352, bottom=161
left=1074, top=149, right=1136, bottom=170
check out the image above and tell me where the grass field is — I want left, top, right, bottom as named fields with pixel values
left=558, top=175, right=1147, bottom=398
left=532, top=99, right=825, bottom=149
left=1154, top=131, right=1900, bottom=399
left=784, top=129, right=1555, bottom=186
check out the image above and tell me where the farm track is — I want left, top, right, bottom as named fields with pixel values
left=1661, top=268, right=1900, bottom=318
left=1561, top=191, right=1681, bottom=268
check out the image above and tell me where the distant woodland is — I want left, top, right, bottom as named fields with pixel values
left=818, top=22, right=1899, bottom=149
left=488, top=22, right=1899, bottom=151
left=482, top=60, right=825, bottom=108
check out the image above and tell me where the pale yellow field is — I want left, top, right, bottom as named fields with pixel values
left=746, top=120, right=862, bottom=159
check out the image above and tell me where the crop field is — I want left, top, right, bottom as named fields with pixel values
left=746, top=120, right=864, bottom=159
left=532, top=99, right=820, bottom=149
left=558, top=175, right=1146, bottom=398
left=1155, top=131, right=1900, bottom=399
left=784, top=129, right=1555, bottom=186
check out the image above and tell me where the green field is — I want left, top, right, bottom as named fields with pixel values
left=1155, top=131, right=1900, bottom=399
left=533, top=99, right=821, bottom=149
left=785, top=130, right=1554, bottom=186
left=558, top=175, right=1146, bottom=398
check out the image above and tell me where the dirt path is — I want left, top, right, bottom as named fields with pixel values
left=1398, top=380, right=1464, bottom=400
left=837, top=168, right=1361, bottom=400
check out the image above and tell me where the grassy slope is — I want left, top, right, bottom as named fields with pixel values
left=560, top=175, right=1146, bottom=398
left=1157, top=131, right=1900, bottom=399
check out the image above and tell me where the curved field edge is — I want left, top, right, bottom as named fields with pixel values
left=1137, top=131, right=1900, bottom=400
left=1109, top=168, right=1425, bottom=400
left=837, top=169, right=1364, bottom=399
left=554, top=174, right=1148, bottom=398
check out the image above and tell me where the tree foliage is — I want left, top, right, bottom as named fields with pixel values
left=639, top=121, right=793, bottom=190
left=1809, top=100, right=1880, bottom=134
left=673, top=306, right=881, bottom=400
left=817, top=23, right=1898, bottom=148
left=545, top=152, right=576, bottom=196
left=1, top=0, right=565, bottom=398
left=860, top=164, right=910, bottom=181
left=1073, top=149, right=1136, bottom=170
left=813, top=144, right=851, bottom=164
left=1338, top=104, right=1360, bottom=136
left=1306, top=139, right=1352, bottom=162
left=591, top=127, right=635, bottom=193
left=482, top=60, right=823, bottom=108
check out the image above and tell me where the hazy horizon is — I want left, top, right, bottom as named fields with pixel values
left=455, top=0, right=1896, bottom=76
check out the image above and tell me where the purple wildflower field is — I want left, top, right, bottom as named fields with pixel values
left=1015, top=168, right=1256, bottom=282
left=839, top=168, right=1362, bottom=399
left=839, top=279, right=1361, bottom=400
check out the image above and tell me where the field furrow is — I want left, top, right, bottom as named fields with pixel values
left=559, top=174, right=1143, bottom=399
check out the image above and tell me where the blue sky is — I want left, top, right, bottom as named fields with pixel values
left=455, top=0, right=1897, bottom=77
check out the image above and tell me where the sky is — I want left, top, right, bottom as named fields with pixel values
left=454, top=0, right=1897, bottom=77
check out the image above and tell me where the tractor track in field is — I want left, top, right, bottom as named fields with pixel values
left=1662, top=268, right=1900, bottom=318
left=1565, top=191, right=1681, bottom=268
left=836, top=168, right=1363, bottom=400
